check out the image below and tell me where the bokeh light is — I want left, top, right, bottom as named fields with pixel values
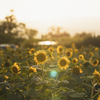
left=50, top=70, right=58, bottom=78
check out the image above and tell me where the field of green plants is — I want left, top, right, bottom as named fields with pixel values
left=0, top=44, right=100, bottom=100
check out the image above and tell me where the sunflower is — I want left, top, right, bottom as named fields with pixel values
left=58, top=56, right=70, bottom=70
left=95, top=47, right=99, bottom=51
left=3, top=75, right=8, bottom=82
left=92, top=59, right=99, bottom=66
left=89, top=52, right=93, bottom=57
left=34, top=51, right=47, bottom=64
left=72, top=58, right=78, bottom=64
left=29, top=66, right=37, bottom=74
left=11, top=63, right=20, bottom=74
left=65, top=51, right=73, bottom=58
left=48, top=47, right=54, bottom=52
left=4, top=62, right=10, bottom=67
left=72, top=66, right=83, bottom=75
left=68, top=48, right=73, bottom=52
left=79, top=54, right=84, bottom=60
left=57, top=45, right=63, bottom=53
left=30, top=48, right=35, bottom=53
left=97, top=95, right=100, bottom=100
left=93, top=69, right=100, bottom=85
left=75, top=49, right=78, bottom=53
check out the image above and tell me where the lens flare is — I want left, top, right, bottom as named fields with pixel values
left=50, top=70, right=57, bottom=78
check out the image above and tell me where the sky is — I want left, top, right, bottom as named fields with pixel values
left=0, top=0, right=100, bottom=38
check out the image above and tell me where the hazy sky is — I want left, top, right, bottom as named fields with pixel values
left=0, top=0, right=100, bottom=38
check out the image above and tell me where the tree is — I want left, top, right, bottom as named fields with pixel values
left=26, top=28, right=38, bottom=39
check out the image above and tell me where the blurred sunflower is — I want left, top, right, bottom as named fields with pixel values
left=89, top=52, right=93, bottom=57
left=3, top=75, right=8, bottom=82
left=58, top=56, right=70, bottom=70
left=30, top=48, right=35, bottom=53
left=11, top=63, right=20, bottom=74
left=95, top=47, right=99, bottom=51
left=97, top=95, right=100, bottom=100
left=57, top=45, right=63, bottom=53
left=4, top=62, right=10, bottom=67
left=48, top=47, right=54, bottom=52
left=75, top=49, right=78, bottom=53
left=93, top=69, right=100, bottom=85
left=65, top=51, right=73, bottom=58
left=68, top=48, right=73, bottom=52
left=92, top=59, right=99, bottom=66
left=72, top=58, right=78, bottom=64
left=72, top=66, right=83, bottom=75
left=29, top=66, right=37, bottom=74
left=79, top=54, right=84, bottom=60
left=34, top=51, right=47, bottom=64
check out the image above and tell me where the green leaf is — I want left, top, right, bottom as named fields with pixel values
left=37, top=80, right=48, bottom=85
left=80, top=76, right=94, bottom=79
left=69, top=92, right=85, bottom=98
left=61, top=80, right=69, bottom=84
left=7, top=93, right=23, bottom=100
left=82, top=83, right=92, bottom=88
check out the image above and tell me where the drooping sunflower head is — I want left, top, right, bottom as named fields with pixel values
left=65, top=51, right=73, bottom=58
left=29, top=66, right=37, bottom=74
left=57, top=45, right=63, bottom=53
left=92, top=59, right=99, bottom=66
left=79, top=54, right=84, bottom=60
left=58, top=57, right=70, bottom=70
left=93, top=69, right=100, bottom=85
left=72, top=58, right=78, bottom=64
left=34, top=51, right=47, bottom=64
left=72, top=66, right=83, bottom=75
left=11, top=63, right=20, bottom=74
left=48, top=47, right=54, bottom=53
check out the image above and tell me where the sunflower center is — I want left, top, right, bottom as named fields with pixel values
left=12, top=66, right=19, bottom=74
left=59, top=48, right=63, bottom=52
left=94, top=60, right=97, bottom=65
left=66, top=52, right=70, bottom=56
left=37, top=53, right=46, bottom=62
left=73, top=59, right=76, bottom=63
left=60, top=59, right=67, bottom=66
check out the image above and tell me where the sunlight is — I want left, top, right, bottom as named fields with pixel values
left=38, top=41, right=57, bottom=45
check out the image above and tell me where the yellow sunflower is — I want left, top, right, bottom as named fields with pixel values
left=11, top=63, right=20, bottom=74
left=72, top=58, right=78, bottom=64
left=95, top=47, right=99, bottom=51
left=89, top=52, right=93, bottom=57
left=92, top=59, right=99, bottom=66
left=34, top=51, right=47, bottom=64
left=68, top=48, right=73, bottom=52
left=72, top=66, right=83, bottom=75
left=65, top=51, right=73, bottom=58
left=58, top=56, right=70, bottom=70
left=57, top=45, right=63, bottom=53
left=29, top=66, right=37, bottom=74
left=97, top=95, right=100, bottom=100
left=30, top=48, right=35, bottom=53
left=48, top=47, right=54, bottom=52
left=3, top=75, right=8, bottom=82
left=93, top=69, right=100, bottom=85
left=75, top=49, right=78, bottom=53
left=79, top=54, right=84, bottom=60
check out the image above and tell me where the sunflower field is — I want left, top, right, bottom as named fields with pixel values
left=0, top=44, right=100, bottom=100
